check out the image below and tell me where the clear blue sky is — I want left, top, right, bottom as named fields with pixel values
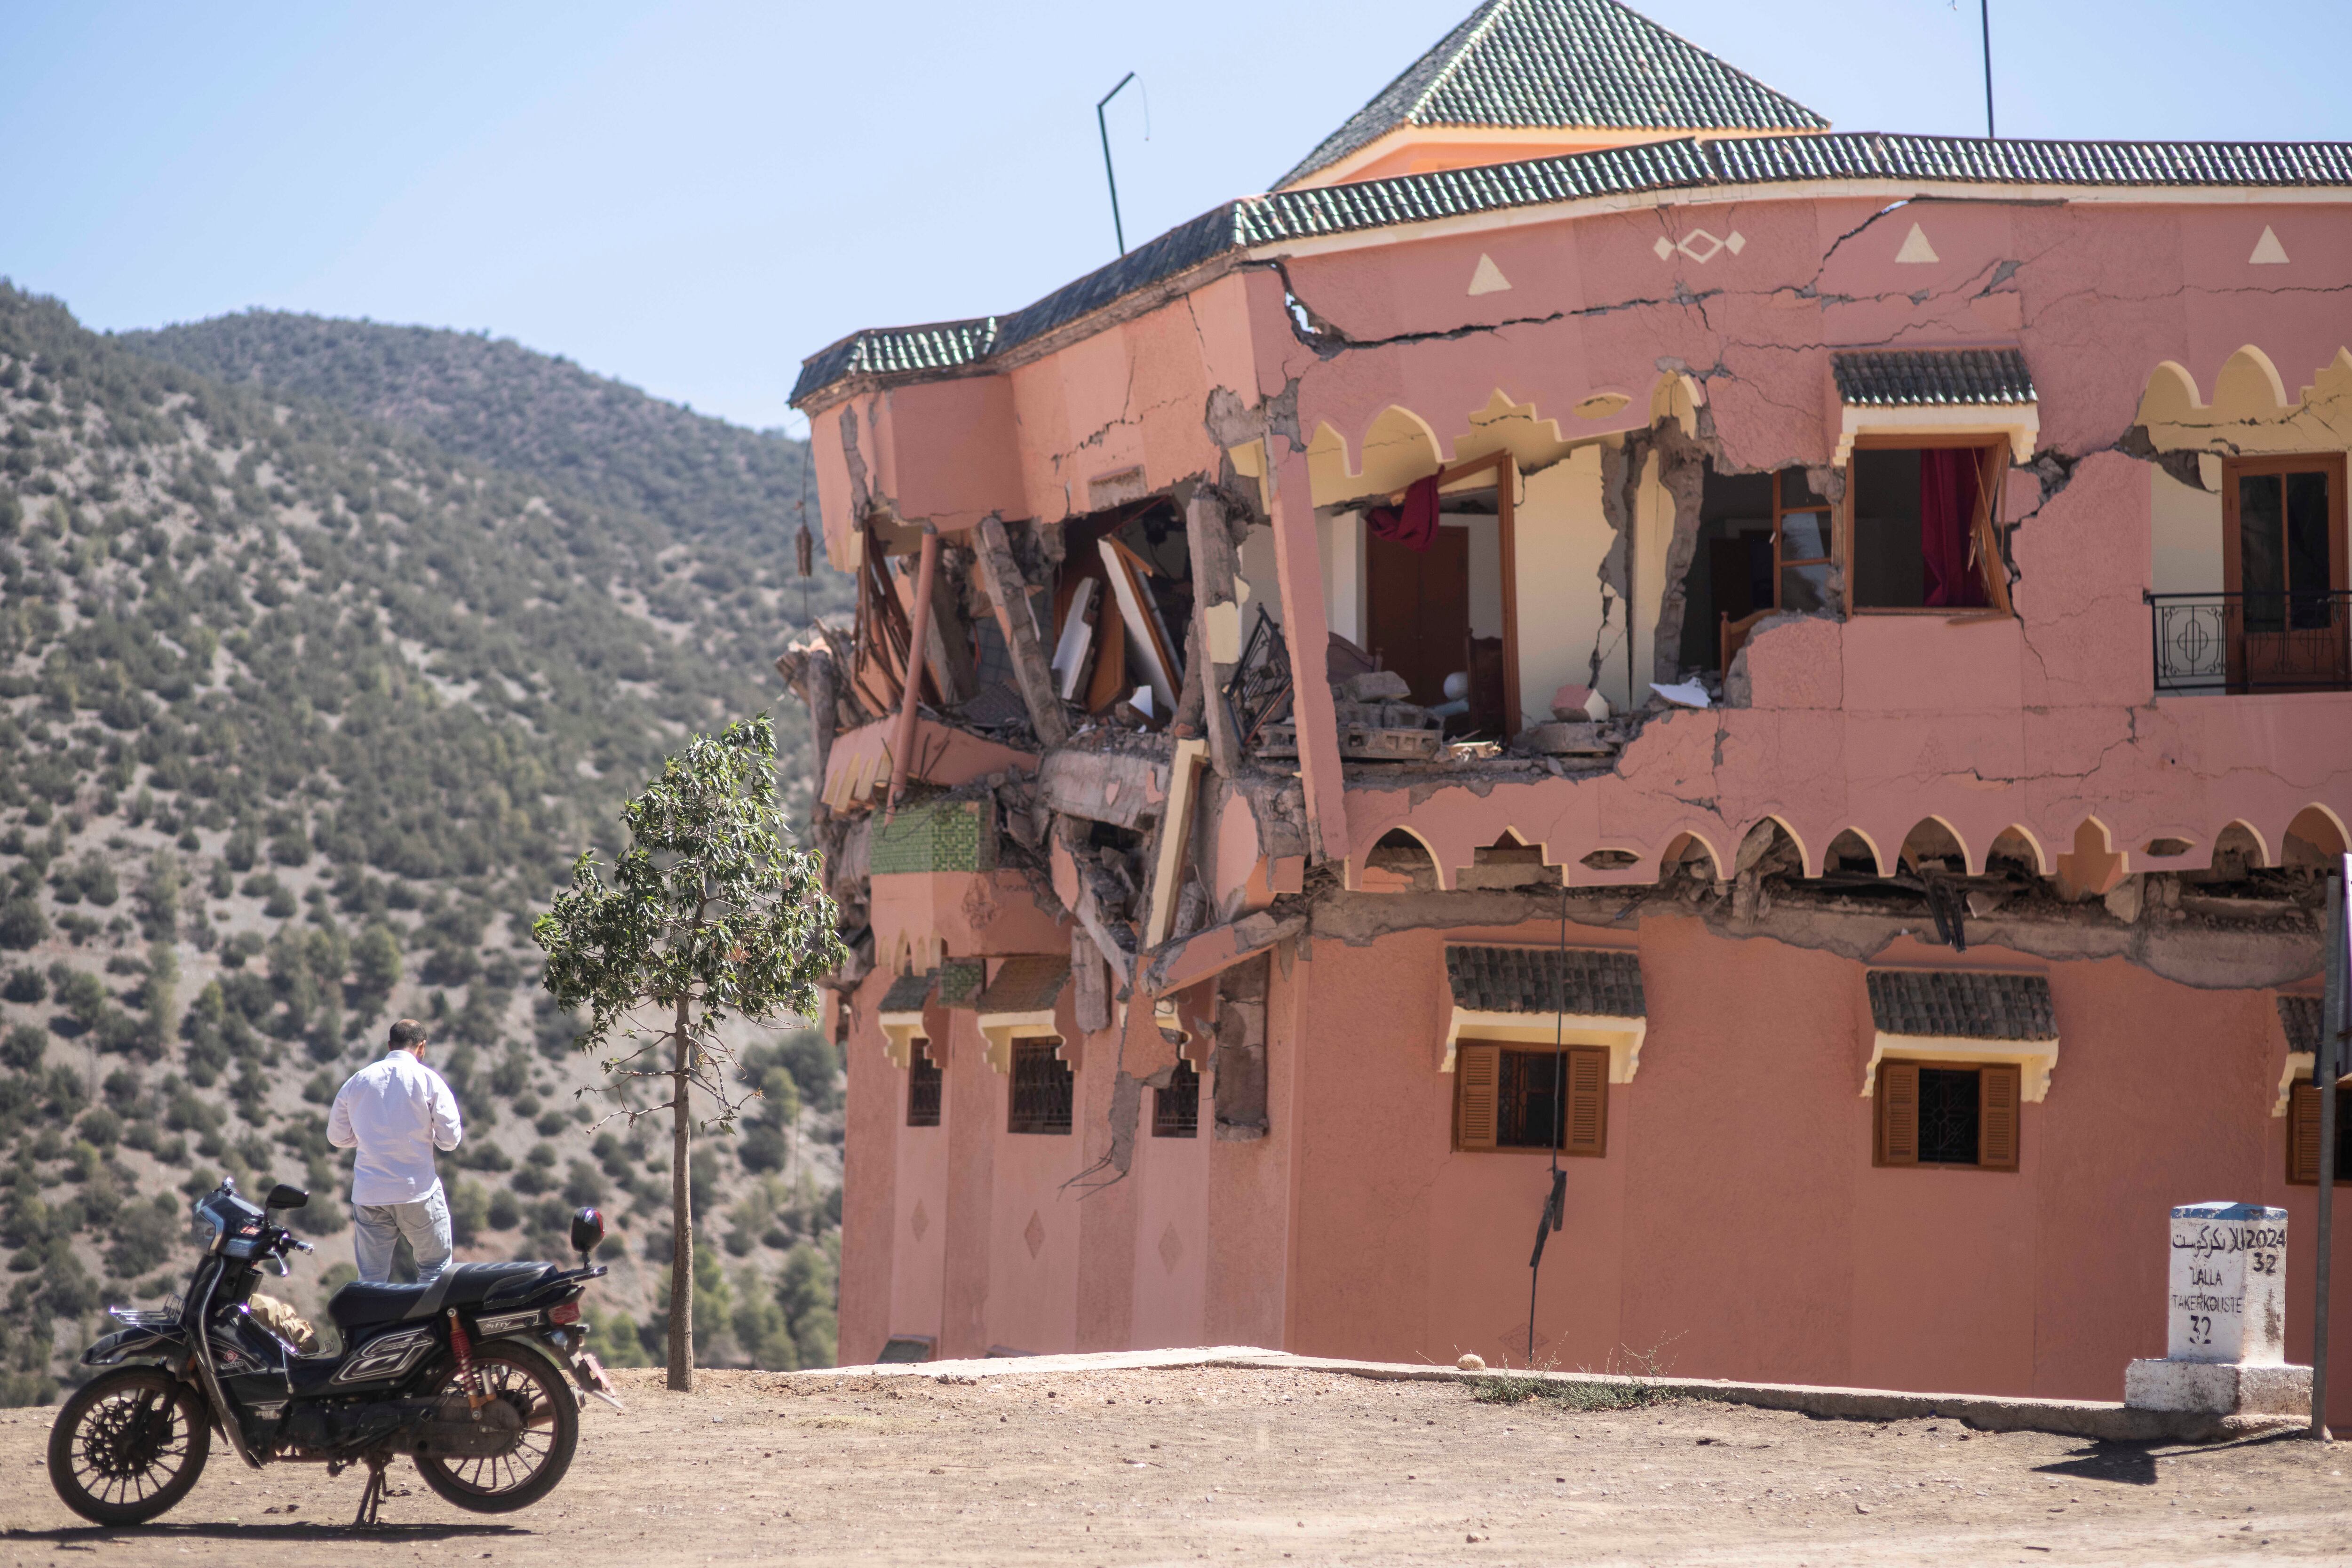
left=5, top=0, right=2347, bottom=434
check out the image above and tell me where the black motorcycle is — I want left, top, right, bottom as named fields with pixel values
left=47, top=1178, right=623, bottom=1527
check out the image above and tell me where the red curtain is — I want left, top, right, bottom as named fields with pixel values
left=1367, top=475, right=1442, bottom=552
left=1919, top=449, right=1986, bottom=609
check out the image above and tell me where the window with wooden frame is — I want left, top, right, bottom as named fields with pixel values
left=1007, top=1038, right=1073, bottom=1136
left=1846, top=441, right=2013, bottom=616
left=906, top=1047, right=942, bottom=1128
left=2222, top=454, right=2348, bottom=692
left=1874, top=1060, right=2019, bottom=1170
left=1771, top=468, right=1836, bottom=616
left=2287, top=1078, right=2352, bottom=1185
left=1152, top=1059, right=1200, bottom=1138
left=1454, top=1043, right=1607, bottom=1155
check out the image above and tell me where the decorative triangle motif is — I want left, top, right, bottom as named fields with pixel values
left=1894, top=223, right=1939, bottom=264
left=2249, top=226, right=2290, bottom=265
left=1467, top=253, right=1513, bottom=295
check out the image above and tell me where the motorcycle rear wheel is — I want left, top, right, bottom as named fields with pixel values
left=47, top=1366, right=213, bottom=1527
left=412, top=1343, right=578, bottom=1513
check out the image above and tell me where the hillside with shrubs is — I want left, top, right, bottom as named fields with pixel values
left=0, top=284, right=849, bottom=1405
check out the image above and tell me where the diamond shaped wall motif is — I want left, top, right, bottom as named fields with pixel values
left=1158, top=1222, right=1185, bottom=1274
left=910, top=1200, right=929, bottom=1241
left=1653, top=230, right=1745, bottom=264
left=1024, top=1210, right=1046, bottom=1260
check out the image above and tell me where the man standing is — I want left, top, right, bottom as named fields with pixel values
left=327, top=1018, right=464, bottom=1284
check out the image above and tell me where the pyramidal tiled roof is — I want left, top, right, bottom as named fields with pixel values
left=1273, top=0, right=1827, bottom=190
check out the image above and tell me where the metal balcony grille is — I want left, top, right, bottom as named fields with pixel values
left=1008, top=1040, right=1073, bottom=1135
left=1152, top=1060, right=1200, bottom=1138
left=906, top=1051, right=941, bottom=1128
left=2147, top=591, right=2352, bottom=694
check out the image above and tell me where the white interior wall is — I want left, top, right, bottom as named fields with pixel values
left=1441, top=513, right=1504, bottom=639
left=1316, top=509, right=1367, bottom=647
left=1631, top=450, right=1670, bottom=707
left=1238, top=524, right=1285, bottom=634
left=2151, top=468, right=2223, bottom=596
left=1509, top=448, right=1613, bottom=725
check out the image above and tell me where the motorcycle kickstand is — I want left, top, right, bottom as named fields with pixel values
left=352, top=1454, right=391, bottom=1529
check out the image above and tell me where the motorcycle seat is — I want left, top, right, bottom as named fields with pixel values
left=327, top=1261, right=553, bottom=1332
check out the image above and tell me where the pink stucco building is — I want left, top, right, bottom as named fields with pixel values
left=779, top=0, right=2352, bottom=1404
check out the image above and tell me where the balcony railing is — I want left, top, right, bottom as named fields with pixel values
left=2147, top=591, right=2352, bottom=695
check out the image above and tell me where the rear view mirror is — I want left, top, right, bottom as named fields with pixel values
left=265, top=1184, right=309, bottom=1210
left=569, top=1208, right=605, bottom=1263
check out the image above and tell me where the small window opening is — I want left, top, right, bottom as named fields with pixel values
left=1454, top=1043, right=1607, bottom=1156
left=1152, top=1059, right=1200, bottom=1138
left=1008, top=1039, right=1073, bottom=1135
left=2288, top=1080, right=2352, bottom=1185
left=907, top=1048, right=941, bottom=1128
left=1850, top=446, right=2005, bottom=612
left=1875, top=1059, right=2019, bottom=1170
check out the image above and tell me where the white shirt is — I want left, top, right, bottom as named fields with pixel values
left=327, top=1050, right=464, bottom=1206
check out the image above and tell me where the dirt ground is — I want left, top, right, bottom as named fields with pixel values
left=4, top=1365, right=2351, bottom=1566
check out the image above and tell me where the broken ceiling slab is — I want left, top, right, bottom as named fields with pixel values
left=1863, top=969, right=2060, bottom=1101
left=1830, top=347, right=2040, bottom=464
left=1038, top=740, right=1171, bottom=829
left=821, top=715, right=1036, bottom=814
left=1137, top=910, right=1308, bottom=998
left=1439, top=944, right=1648, bottom=1075
left=977, top=955, right=1074, bottom=1073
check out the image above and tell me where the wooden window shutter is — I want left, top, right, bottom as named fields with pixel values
left=1457, top=1044, right=1500, bottom=1152
left=1877, top=1061, right=1919, bottom=1166
left=1563, top=1046, right=1608, bottom=1157
left=1978, top=1063, right=2021, bottom=1172
left=2290, top=1080, right=2322, bottom=1186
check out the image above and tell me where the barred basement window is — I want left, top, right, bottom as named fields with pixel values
left=1008, top=1039, right=1073, bottom=1135
left=2287, top=1079, right=2352, bottom=1185
left=1454, top=1043, right=1607, bottom=1156
left=1153, top=1059, right=1199, bottom=1138
left=906, top=1049, right=941, bottom=1128
left=1875, top=1060, right=2019, bottom=1170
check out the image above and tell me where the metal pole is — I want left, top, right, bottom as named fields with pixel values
left=1979, top=0, right=1996, bottom=138
left=2314, top=860, right=2348, bottom=1440
left=1097, top=72, right=1136, bottom=256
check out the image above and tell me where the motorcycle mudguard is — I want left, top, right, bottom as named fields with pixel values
left=82, top=1324, right=189, bottom=1368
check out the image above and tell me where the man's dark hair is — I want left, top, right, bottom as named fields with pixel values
left=388, top=1019, right=429, bottom=1052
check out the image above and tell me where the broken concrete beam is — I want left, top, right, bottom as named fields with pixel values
left=1518, top=720, right=1616, bottom=757
left=1072, top=925, right=1111, bottom=1035
left=972, top=514, right=1071, bottom=747
left=1183, top=489, right=1244, bottom=777
left=1137, top=909, right=1306, bottom=997
left=1339, top=669, right=1410, bottom=702
left=1037, top=746, right=1168, bottom=829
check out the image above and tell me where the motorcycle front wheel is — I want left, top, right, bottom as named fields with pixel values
left=412, top=1343, right=579, bottom=1513
left=47, top=1366, right=213, bottom=1526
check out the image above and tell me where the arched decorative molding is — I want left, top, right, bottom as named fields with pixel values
left=1353, top=824, right=1446, bottom=893
left=1824, top=827, right=1885, bottom=876
left=2054, top=816, right=2129, bottom=899
left=1453, top=389, right=1575, bottom=478
left=1736, top=816, right=1811, bottom=878
left=2140, top=345, right=2352, bottom=457
left=1985, top=825, right=2049, bottom=877
left=1656, top=828, right=1724, bottom=885
left=2283, top=804, right=2349, bottom=864
left=2135, top=360, right=2203, bottom=428
left=2213, top=819, right=2271, bottom=871
left=1648, top=371, right=1704, bottom=429
left=1897, top=816, right=1970, bottom=876
left=2213, top=345, right=2290, bottom=419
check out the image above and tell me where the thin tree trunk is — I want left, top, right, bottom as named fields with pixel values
left=667, top=988, right=694, bottom=1392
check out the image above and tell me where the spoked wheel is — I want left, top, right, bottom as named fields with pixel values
left=47, top=1367, right=212, bottom=1526
left=412, top=1344, right=578, bottom=1513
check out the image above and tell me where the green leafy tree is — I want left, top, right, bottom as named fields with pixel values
left=532, top=714, right=841, bottom=1391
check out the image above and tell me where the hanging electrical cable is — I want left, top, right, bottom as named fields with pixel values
left=1526, top=884, right=1569, bottom=1367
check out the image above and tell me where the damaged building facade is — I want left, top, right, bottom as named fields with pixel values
left=780, top=0, right=2352, bottom=1402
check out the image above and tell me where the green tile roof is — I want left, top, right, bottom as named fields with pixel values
left=1274, top=0, right=1826, bottom=191
left=1833, top=348, right=2035, bottom=407
left=792, top=134, right=2352, bottom=409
